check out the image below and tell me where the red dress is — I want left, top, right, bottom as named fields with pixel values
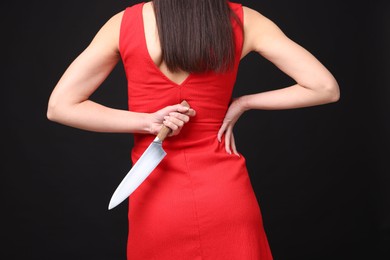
left=119, top=2, right=273, bottom=259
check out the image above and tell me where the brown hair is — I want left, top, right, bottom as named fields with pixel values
left=153, top=0, right=241, bottom=73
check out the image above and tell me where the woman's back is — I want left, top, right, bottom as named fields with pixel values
left=120, top=1, right=244, bottom=149
left=119, top=2, right=274, bottom=259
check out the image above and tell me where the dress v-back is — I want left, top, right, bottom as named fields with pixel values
left=119, top=2, right=273, bottom=259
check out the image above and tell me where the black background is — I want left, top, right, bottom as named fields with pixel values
left=2, top=1, right=389, bottom=259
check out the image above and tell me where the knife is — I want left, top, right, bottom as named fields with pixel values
left=108, top=100, right=190, bottom=210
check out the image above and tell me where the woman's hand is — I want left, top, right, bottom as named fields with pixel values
left=149, top=103, right=196, bottom=137
left=217, top=97, right=248, bottom=156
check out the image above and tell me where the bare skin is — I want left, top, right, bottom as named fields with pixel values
left=47, top=2, right=339, bottom=154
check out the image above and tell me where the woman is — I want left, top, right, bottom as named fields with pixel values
left=47, top=0, right=340, bottom=259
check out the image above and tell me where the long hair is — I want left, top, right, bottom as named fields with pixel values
left=153, top=0, right=241, bottom=73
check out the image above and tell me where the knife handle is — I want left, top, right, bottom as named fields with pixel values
left=157, top=100, right=190, bottom=142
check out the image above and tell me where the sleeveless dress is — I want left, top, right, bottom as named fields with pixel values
left=119, top=2, right=273, bottom=259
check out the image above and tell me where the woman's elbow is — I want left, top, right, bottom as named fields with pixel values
left=46, top=101, right=57, bottom=122
left=46, top=97, right=63, bottom=122
left=328, top=78, right=340, bottom=103
left=321, top=77, right=340, bottom=104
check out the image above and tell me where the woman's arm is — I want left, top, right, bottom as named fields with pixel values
left=47, top=11, right=195, bottom=136
left=239, top=7, right=340, bottom=109
left=218, top=6, right=340, bottom=154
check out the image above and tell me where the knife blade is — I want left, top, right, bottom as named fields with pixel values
left=108, top=100, right=190, bottom=210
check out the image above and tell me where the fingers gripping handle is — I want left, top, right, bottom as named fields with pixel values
left=157, top=100, right=190, bottom=142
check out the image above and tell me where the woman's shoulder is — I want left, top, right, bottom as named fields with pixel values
left=239, top=5, right=285, bottom=57
left=101, top=10, right=125, bottom=34
left=242, top=5, right=268, bottom=24
left=241, top=5, right=280, bottom=37
left=105, top=1, right=146, bottom=32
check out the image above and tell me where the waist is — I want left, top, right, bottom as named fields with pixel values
left=133, top=121, right=221, bottom=153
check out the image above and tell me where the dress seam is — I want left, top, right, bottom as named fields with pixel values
left=182, top=149, right=204, bottom=259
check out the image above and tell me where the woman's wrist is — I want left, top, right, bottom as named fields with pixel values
left=236, top=95, right=250, bottom=112
left=127, top=112, right=153, bottom=134
left=142, top=113, right=155, bottom=135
